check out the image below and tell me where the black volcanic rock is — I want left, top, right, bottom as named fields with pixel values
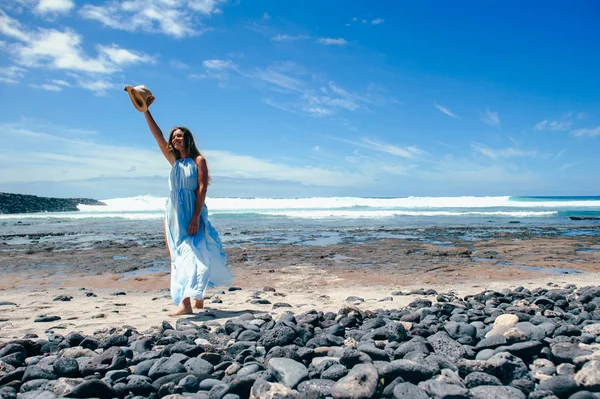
left=3, top=283, right=599, bottom=399
left=0, top=192, right=105, bottom=214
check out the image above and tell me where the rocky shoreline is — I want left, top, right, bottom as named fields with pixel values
left=0, top=193, right=105, bottom=214
left=1, top=284, right=599, bottom=399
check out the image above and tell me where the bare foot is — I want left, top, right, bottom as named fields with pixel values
left=193, top=299, right=204, bottom=309
left=168, top=306, right=193, bottom=316
left=169, top=298, right=193, bottom=316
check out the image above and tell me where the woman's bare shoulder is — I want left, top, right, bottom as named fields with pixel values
left=194, top=156, right=207, bottom=167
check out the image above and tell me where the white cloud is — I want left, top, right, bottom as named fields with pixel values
left=35, top=0, right=75, bottom=15
left=74, top=77, right=119, bottom=95
left=255, top=66, right=305, bottom=92
left=0, top=10, right=30, bottom=42
left=192, top=59, right=238, bottom=84
left=302, top=81, right=370, bottom=114
left=371, top=18, right=384, bottom=25
left=207, top=150, right=364, bottom=187
left=0, top=65, right=26, bottom=84
left=0, top=120, right=368, bottom=188
left=97, top=44, right=154, bottom=66
left=534, top=119, right=572, bottom=131
left=415, top=158, right=538, bottom=185
left=534, top=120, right=547, bottom=130
left=203, top=59, right=236, bottom=70
left=279, top=78, right=369, bottom=116
left=478, top=108, right=501, bottom=128
left=0, top=11, right=153, bottom=77
left=577, top=112, right=589, bottom=120
left=263, top=76, right=368, bottom=116
left=302, top=106, right=333, bottom=116
left=434, top=102, right=458, bottom=119
left=201, top=60, right=370, bottom=117
left=471, top=143, right=536, bottom=160
left=304, top=93, right=359, bottom=112
left=338, top=136, right=425, bottom=160
left=317, top=37, right=347, bottom=45
left=51, top=79, right=70, bottom=86
left=327, top=81, right=351, bottom=98
left=571, top=126, right=600, bottom=137
left=188, top=0, right=223, bottom=15
left=271, top=34, right=309, bottom=42
left=262, top=98, right=297, bottom=113
left=171, top=60, right=189, bottom=69
left=559, top=162, right=578, bottom=171
left=262, top=12, right=270, bottom=21
left=15, top=29, right=150, bottom=73
left=80, top=0, right=224, bottom=38
left=379, top=164, right=414, bottom=176
left=0, top=77, right=18, bottom=84
left=14, top=28, right=112, bottom=72
left=29, top=82, right=62, bottom=91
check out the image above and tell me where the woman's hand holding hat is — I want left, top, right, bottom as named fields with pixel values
left=124, top=85, right=155, bottom=113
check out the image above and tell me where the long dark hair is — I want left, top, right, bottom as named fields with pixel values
left=168, top=126, right=211, bottom=183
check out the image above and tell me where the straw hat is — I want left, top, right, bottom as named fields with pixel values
left=124, top=85, right=155, bottom=112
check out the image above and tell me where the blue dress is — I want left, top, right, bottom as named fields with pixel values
left=165, top=157, right=234, bottom=306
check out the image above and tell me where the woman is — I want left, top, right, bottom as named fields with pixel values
left=144, top=110, right=234, bottom=316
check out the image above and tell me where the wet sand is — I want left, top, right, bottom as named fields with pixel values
left=1, top=234, right=600, bottom=289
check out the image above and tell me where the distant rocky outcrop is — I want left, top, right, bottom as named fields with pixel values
left=0, top=192, right=106, bottom=214
left=569, top=216, right=600, bottom=221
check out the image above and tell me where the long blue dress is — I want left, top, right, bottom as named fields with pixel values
left=165, top=157, right=234, bottom=306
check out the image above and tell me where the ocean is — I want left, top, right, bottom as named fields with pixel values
left=1, top=196, right=600, bottom=249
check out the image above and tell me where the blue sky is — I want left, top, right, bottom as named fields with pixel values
left=1, top=0, right=599, bottom=199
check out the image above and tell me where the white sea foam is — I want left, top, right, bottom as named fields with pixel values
left=2, top=195, right=598, bottom=220
left=76, top=195, right=600, bottom=213
left=255, top=210, right=558, bottom=219
left=77, top=195, right=167, bottom=212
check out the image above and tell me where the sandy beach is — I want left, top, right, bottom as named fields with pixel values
left=1, top=234, right=600, bottom=341
left=1, top=272, right=599, bottom=342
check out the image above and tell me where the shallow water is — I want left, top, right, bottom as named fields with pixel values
left=1, top=206, right=600, bottom=253
left=575, top=248, right=600, bottom=253
left=496, top=261, right=584, bottom=275
left=118, top=264, right=170, bottom=282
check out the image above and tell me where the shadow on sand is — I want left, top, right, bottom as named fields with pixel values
left=182, top=308, right=263, bottom=322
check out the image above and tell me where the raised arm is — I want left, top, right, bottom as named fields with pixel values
left=144, top=110, right=174, bottom=164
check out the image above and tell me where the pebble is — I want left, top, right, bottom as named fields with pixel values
left=392, top=382, right=430, bottom=399
left=574, top=360, right=600, bottom=391
left=268, top=357, right=308, bottom=389
left=331, top=363, right=378, bottom=399
left=0, top=284, right=598, bottom=399
left=272, top=302, right=292, bottom=309
left=33, top=315, right=61, bottom=323
left=52, top=295, right=72, bottom=302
